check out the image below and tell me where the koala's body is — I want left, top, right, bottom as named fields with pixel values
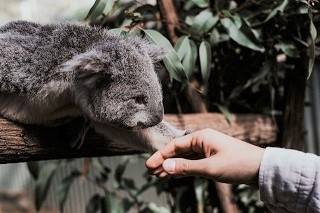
left=0, top=21, right=164, bottom=129
left=0, top=21, right=188, bottom=151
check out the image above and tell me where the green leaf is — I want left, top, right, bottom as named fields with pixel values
left=199, top=41, right=212, bottom=85
left=115, top=157, right=130, bottom=183
left=86, top=194, right=101, bottom=213
left=308, top=8, right=317, bottom=78
left=220, top=17, right=265, bottom=52
left=215, top=104, right=232, bottom=124
left=278, top=41, right=300, bottom=58
left=209, top=28, right=229, bottom=45
left=84, top=0, right=107, bottom=22
left=144, top=29, right=187, bottom=82
left=174, top=36, right=190, bottom=60
left=26, top=162, right=40, bottom=179
left=58, top=171, right=81, bottom=212
left=190, top=0, right=209, bottom=8
left=190, top=10, right=219, bottom=35
left=194, top=178, right=207, bottom=211
left=263, top=0, right=289, bottom=24
left=103, top=0, right=116, bottom=15
left=35, top=161, right=64, bottom=210
left=181, top=38, right=197, bottom=80
left=101, top=193, right=124, bottom=213
left=146, top=203, right=170, bottom=213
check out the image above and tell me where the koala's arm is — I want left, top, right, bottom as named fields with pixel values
left=91, top=120, right=188, bottom=153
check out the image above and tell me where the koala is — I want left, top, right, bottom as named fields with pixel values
left=0, top=21, right=187, bottom=151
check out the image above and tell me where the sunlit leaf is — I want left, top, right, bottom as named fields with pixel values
left=58, top=171, right=81, bottom=212
left=144, top=29, right=187, bottom=82
left=221, top=17, right=265, bottom=52
left=190, top=0, right=209, bottom=8
left=190, top=10, right=218, bottom=35
left=199, top=41, right=212, bottom=85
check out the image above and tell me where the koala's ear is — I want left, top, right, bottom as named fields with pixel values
left=147, top=44, right=165, bottom=63
left=68, top=52, right=112, bottom=88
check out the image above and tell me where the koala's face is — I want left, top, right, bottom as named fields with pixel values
left=74, top=36, right=164, bottom=130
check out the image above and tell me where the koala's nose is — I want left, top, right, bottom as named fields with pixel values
left=150, top=102, right=163, bottom=126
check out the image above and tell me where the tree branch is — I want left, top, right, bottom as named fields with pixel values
left=0, top=113, right=276, bottom=164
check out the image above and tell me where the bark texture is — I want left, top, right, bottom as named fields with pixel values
left=0, top=113, right=276, bottom=164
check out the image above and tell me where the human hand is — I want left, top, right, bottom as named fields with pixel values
left=146, top=128, right=265, bottom=185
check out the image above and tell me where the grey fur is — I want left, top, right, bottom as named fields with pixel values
left=0, top=21, right=164, bottom=129
left=0, top=21, right=188, bottom=151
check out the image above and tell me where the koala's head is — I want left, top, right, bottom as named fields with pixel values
left=72, top=35, right=164, bottom=130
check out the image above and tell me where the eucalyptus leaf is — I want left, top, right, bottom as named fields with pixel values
left=86, top=194, right=101, bottom=213
left=263, top=0, right=289, bottom=24
left=58, top=171, right=81, bottom=212
left=307, top=8, right=317, bottom=78
left=115, top=157, right=130, bottom=184
left=182, top=38, right=196, bottom=79
left=146, top=203, right=170, bottom=213
left=26, top=162, right=40, bottom=179
left=101, top=193, right=124, bottom=213
left=194, top=178, right=207, bottom=210
left=210, top=28, right=229, bottom=45
left=103, top=0, right=116, bottom=15
left=221, top=17, right=265, bottom=52
left=278, top=41, right=300, bottom=58
left=190, top=10, right=219, bottom=35
left=84, top=0, right=107, bottom=22
left=190, top=0, right=209, bottom=8
left=35, top=161, right=64, bottom=210
left=144, top=29, right=187, bottom=82
left=174, top=36, right=189, bottom=60
left=199, top=41, right=212, bottom=84
left=215, top=104, right=232, bottom=124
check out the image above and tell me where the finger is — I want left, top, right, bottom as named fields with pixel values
left=149, top=165, right=164, bottom=175
left=162, top=158, right=211, bottom=177
left=156, top=171, right=169, bottom=178
left=146, top=134, right=195, bottom=170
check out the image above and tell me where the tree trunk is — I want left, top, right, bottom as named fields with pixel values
left=281, top=59, right=307, bottom=150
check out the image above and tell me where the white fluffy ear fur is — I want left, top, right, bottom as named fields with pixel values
left=147, top=44, right=165, bottom=63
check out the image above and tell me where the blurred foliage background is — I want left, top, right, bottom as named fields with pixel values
left=1, top=0, right=319, bottom=212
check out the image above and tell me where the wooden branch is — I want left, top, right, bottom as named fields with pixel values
left=0, top=113, right=276, bottom=164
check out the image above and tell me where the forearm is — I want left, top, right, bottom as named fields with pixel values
left=259, top=147, right=320, bottom=212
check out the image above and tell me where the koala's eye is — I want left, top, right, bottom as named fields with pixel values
left=134, top=95, right=148, bottom=105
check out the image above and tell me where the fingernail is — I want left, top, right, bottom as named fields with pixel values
left=163, top=159, right=175, bottom=174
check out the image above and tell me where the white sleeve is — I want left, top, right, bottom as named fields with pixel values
left=258, top=147, right=320, bottom=213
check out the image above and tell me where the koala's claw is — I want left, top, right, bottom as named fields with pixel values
left=66, top=117, right=90, bottom=149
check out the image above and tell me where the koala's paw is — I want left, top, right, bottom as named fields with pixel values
left=64, top=117, right=91, bottom=149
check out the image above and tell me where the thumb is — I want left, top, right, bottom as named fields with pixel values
left=163, top=158, right=210, bottom=177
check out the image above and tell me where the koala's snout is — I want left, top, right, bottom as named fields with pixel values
left=136, top=101, right=163, bottom=128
